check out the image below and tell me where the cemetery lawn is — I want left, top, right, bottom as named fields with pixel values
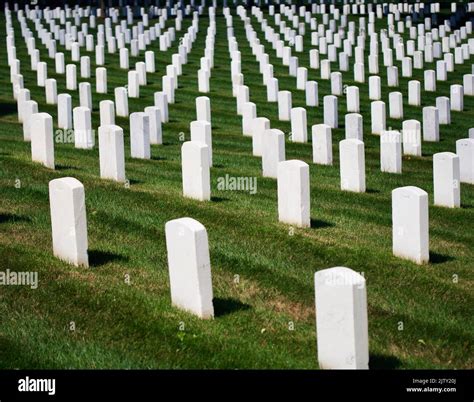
left=0, top=8, right=473, bottom=369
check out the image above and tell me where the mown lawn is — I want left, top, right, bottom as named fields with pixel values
left=0, top=4, right=473, bottom=369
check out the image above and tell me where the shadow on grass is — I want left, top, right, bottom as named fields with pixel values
left=0, top=213, right=32, bottom=224
left=89, top=250, right=128, bottom=267
left=430, top=252, right=454, bottom=264
left=150, top=155, right=167, bottom=161
left=366, top=188, right=381, bottom=194
left=370, top=353, right=403, bottom=369
left=211, top=196, right=230, bottom=202
left=55, top=164, right=79, bottom=171
left=0, top=103, right=17, bottom=117
left=310, top=218, right=334, bottom=229
left=213, top=297, right=251, bottom=317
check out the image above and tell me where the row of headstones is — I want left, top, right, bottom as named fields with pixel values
left=234, top=9, right=473, bottom=119
left=246, top=4, right=474, bottom=93
left=230, top=13, right=471, bottom=146
left=246, top=2, right=474, bottom=100
left=45, top=170, right=466, bottom=368
left=16, top=2, right=194, bottom=56
left=5, top=2, right=204, bottom=106
left=268, top=1, right=450, bottom=21
left=10, top=5, right=179, bottom=75
left=9, top=6, right=205, bottom=140
left=46, top=174, right=368, bottom=368
left=12, top=17, right=213, bottom=103
left=6, top=7, right=197, bottom=96
left=259, top=3, right=471, bottom=59
left=269, top=0, right=467, bottom=35
left=232, top=6, right=474, bottom=163
left=10, top=5, right=218, bottom=187
left=19, top=91, right=213, bottom=175
left=233, top=4, right=474, bottom=142
left=224, top=15, right=474, bottom=262
left=266, top=2, right=470, bottom=52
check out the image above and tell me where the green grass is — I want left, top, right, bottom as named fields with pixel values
left=0, top=5, right=473, bottom=369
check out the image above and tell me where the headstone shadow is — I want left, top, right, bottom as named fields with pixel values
left=211, top=196, right=230, bottom=202
left=55, top=164, right=79, bottom=171
left=213, top=297, right=251, bottom=317
left=429, top=252, right=454, bottom=264
left=0, top=213, right=32, bottom=224
left=310, top=218, right=334, bottom=229
left=369, top=353, right=402, bottom=369
left=88, top=250, right=128, bottom=267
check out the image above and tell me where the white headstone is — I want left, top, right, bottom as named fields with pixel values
left=165, top=217, right=214, bottom=319
left=242, top=102, right=257, bottom=136
left=45, top=79, right=57, bottom=104
left=392, top=186, right=429, bottom=264
left=371, top=101, right=386, bottom=134
left=456, top=139, right=474, bottom=184
left=314, top=267, right=369, bottom=369
left=450, top=84, right=464, bottom=111
left=128, top=71, right=140, bottom=98
left=290, top=107, right=308, bottom=143
left=388, top=92, right=403, bottom=119
left=433, top=152, right=460, bottom=208
left=380, top=130, right=402, bottom=173
left=340, top=139, right=366, bottom=192
left=190, top=120, right=213, bottom=166
left=31, top=113, right=55, bottom=169
left=262, top=129, right=285, bottom=179
left=436, top=97, right=451, bottom=125
left=96, top=67, right=107, bottom=93
left=49, top=177, right=89, bottom=267
left=305, top=81, right=319, bottom=106
left=312, top=124, right=332, bottom=165
left=99, top=100, right=115, bottom=126
left=115, top=87, right=129, bottom=117
left=23, top=100, right=38, bottom=141
left=79, top=82, right=92, bottom=109
left=251, top=117, right=270, bottom=157
left=98, top=124, right=126, bottom=182
left=277, top=160, right=310, bottom=228
left=145, top=106, right=163, bottom=145
left=402, top=120, right=422, bottom=156
left=196, top=96, right=211, bottom=123
left=345, top=113, right=363, bottom=140
left=369, top=75, right=381, bottom=100
left=323, top=95, right=338, bottom=128
left=73, top=106, right=94, bottom=149
left=408, top=80, right=421, bottom=106
left=422, top=106, right=439, bottom=142
left=278, top=90, right=292, bottom=121
left=346, top=86, right=360, bottom=112
left=130, top=112, right=150, bottom=159
left=181, top=141, right=211, bottom=201
left=154, top=92, right=169, bottom=123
